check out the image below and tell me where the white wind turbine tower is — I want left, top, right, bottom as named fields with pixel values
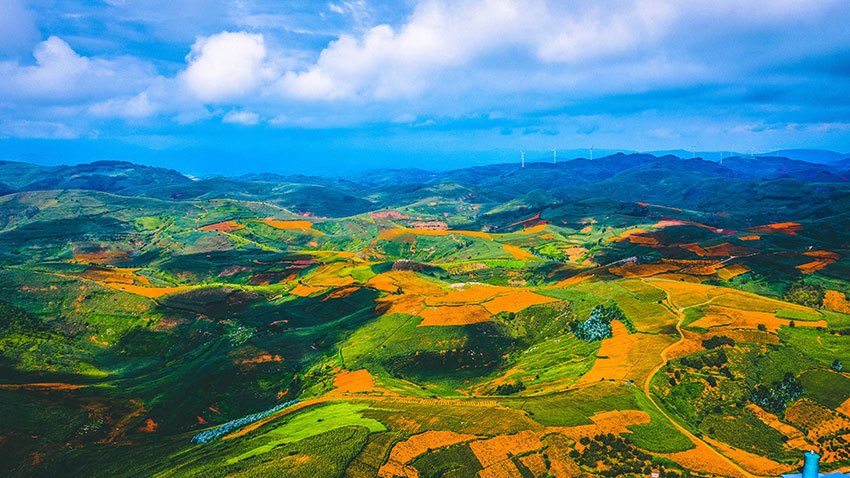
left=590, top=145, right=594, bottom=161
left=521, top=150, right=525, bottom=168
left=553, top=149, right=557, bottom=164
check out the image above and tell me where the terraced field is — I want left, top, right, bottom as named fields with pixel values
left=2, top=157, right=850, bottom=477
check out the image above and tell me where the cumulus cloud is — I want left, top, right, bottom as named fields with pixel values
left=222, top=110, right=260, bottom=125
left=180, top=31, right=274, bottom=102
left=0, top=0, right=39, bottom=56
left=0, top=36, right=156, bottom=102
left=276, top=0, right=849, bottom=102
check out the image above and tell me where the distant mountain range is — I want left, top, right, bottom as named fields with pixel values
left=1, top=152, right=848, bottom=218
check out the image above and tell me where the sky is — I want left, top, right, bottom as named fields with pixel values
left=1, top=0, right=850, bottom=174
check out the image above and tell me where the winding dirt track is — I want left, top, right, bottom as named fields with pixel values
left=640, top=278, right=761, bottom=478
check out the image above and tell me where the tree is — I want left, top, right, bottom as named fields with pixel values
left=783, top=283, right=825, bottom=308
left=832, top=359, right=844, bottom=372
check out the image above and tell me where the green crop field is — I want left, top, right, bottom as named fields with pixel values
left=2, top=155, right=850, bottom=477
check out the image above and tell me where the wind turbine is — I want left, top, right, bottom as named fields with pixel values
left=553, top=148, right=557, bottom=164
left=521, top=150, right=525, bottom=168
left=590, top=145, right=594, bottom=161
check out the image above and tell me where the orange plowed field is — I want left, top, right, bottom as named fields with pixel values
left=73, top=248, right=131, bottom=264
left=481, top=291, right=558, bottom=315
left=329, top=369, right=381, bottom=395
left=102, top=283, right=192, bottom=298
left=549, top=409, right=651, bottom=441
left=417, top=304, right=491, bottom=326
left=378, top=430, right=480, bottom=478
left=785, top=399, right=850, bottom=441
left=366, top=271, right=443, bottom=295
left=703, top=436, right=794, bottom=476
left=501, top=243, right=537, bottom=260
left=747, top=222, right=802, bottom=235
left=379, top=227, right=491, bottom=241
left=469, top=430, right=542, bottom=468
left=579, top=322, right=674, bottom=384
left=199, top=221, right=245, bottom=232
left=648, top=280, right=812, bottom=312
left=656, top=441, right=748, bottom=478
left=823, top=290, right=850, bottom=314
left=289, top=283, right=327, bottom=297
left=797, top=250, right=839, bottom=274
left=425, top=284, right=514, bottom=306
left=716, top=263, right=750, bottom=280
left=689, top=305, right=826, bottom=332
left=610, top=262, right=680, bottom=278
left=255, top=219, right=325, bottom=235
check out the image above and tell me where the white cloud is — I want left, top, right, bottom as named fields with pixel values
left=0, top=36, right=156, bottom=102
left=180, top=31, right=273, bottom=102
left=276, top=0, right=848, bottom=102
left=0, top=119, right=78, bottom=139
left=89, top=91, right=159, bottom=118
left=0, top=0, right=39, bottom=55
left=222, top=110, right=260, bottom=125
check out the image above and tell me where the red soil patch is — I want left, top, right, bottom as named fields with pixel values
left=797, top=250, right=840, bottom=274
left=289, top=283, right=327, bottom=297
left=508, top=213, right=541, bottom=227
left=379, top=227, right=491, bottom=241
left=482, top=291, right=558, bottom=315
left=470, top=430, right=542, bottom=468
left=823, top=290, right=850, bottom=314
left=610, top=262, right=680, bottom=278
left=371, top=211, right=413, bottom=220
left=739, top=235, right=760, bottom=241
left=199, top=221, right=245, bottom=232
left=636, top=202, right=683, bottom=211
left=255, top=219, right=324, bottom=235
left=549, top=410, right=651, bottom=441
left=716, top=263, right=750, bottom=280
left=690, top=305, right=826, bottom=332
left=329, top=369, right=379, bottom=395
left=747, top=222, right=802, bottom=235
left=234, top=354, right=283, bottom=365
left=0, top=382, right=87, bottom=391
left=656, top=440, right=749, bottom=478
left=375, top=293, right=426, bottom=316
left=580, top=322, right=673, bottom=384
left=521, top=223, right=547, bottom=234
left=501, top=243, right=537, bottom=260
left=606, top=228, right=650, bottom=243
left=322, top=286, right=359, bottom=301
left=247, top=272, right=292, bottom=285
left=379, top=431, right=480, bottom=478
left=138, top=419, right=158, bottom=433
left=417, top=304, right=491, bottom=326
left=73, top=248, right=130, bottom=264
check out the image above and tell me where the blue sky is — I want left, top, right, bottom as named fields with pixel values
left=1, top=0, right=849, bottom=174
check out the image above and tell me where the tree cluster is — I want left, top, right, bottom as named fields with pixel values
left=749, top=372, right=804, bottom=413
left=701, top=335, right=734, bottom=349
left=570, top=304, right=633, bottom=342
left=0, top=300, right=44, bottom=335
left=568, top=434, right=659, bottom=477
left=783, top=283, right=824, bottom=308
left=494, top=381, right=526, bottom=395
left=680, top=350, right=728, bottom=369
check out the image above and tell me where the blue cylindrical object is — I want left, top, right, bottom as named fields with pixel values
left=803, top=450, right=819, bottom=478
